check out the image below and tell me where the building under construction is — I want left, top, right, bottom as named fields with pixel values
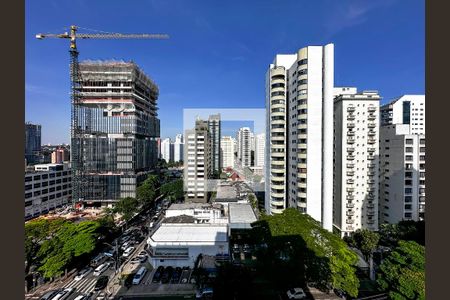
left=73, top=60, right=160, bottom=207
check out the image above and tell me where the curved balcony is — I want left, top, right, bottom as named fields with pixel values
left=271, top=103, right=285, bottom=110
left=271, top=191, right=285, bottom=198
left=271, top=160, right=285, bottom=166
left=297, top=134, right=308, bottom=140
left=271, top=111, right=285, bottom=117
left=271, top=119, right=285, bottom=125
left=297, top=181, right=307, bottom=188
left=297, top=163, right=307, bottom=169
left=298, top=103, right=308, bottom=110
left=297, top=124, right=307, bottom=130
left=271, top=207, right=285, bottom=214
left=271, top=128, right=285, bottom=134
left=298, top=153, right=307, bottom=159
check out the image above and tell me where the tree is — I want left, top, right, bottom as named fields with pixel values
left=352, top=229, right=380, bottom=260
left=248, top=194, right=257, bottom=210
left=160, top=179, right=184, bottom=201
left=379, top=221, right=425, bottom=248
left=136, top=175, right=159, bottom=207
left=36, top=220, right=102, bottom=279
left=252, top=208, right=359, bottom=297
left=377, top=241, right=425, bottom=300
left=114, top=197, right=140, bottom=226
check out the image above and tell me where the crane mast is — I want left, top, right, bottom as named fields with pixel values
left=36, top=25, right=169, bottom=203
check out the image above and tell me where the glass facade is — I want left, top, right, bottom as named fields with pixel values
left=25, top=123, right=41, bottom=164
left=72, top=61, right=160, bottom=203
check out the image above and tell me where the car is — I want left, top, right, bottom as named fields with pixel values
left=130, top=257, right=142, bottom=264
left=171, top=267, right=182, bottom=283
left=122, top=246, right=135, bottom=258
left=39, top=289, right=60, bottom=300
left=120, top=235, right=131, bottom=244
left=94, top=275, right=109, bottom=291
left=51, top=287, right=75, bottom=300
left=286, top=288, right=307, bottom=299
left=121, top=241, right=132, bottom=250
left=161, top=266, right=174, bottom=283
left=243, top=244, right=251, bottom=253
left=74, top=266, right=93, bottom=281
left=152, top=266, right=165, bottom=283
left=90, top=253, right=107, bottom=267
left=149, top=222, right=154, bottom=228
left=232, top=244, right=240, bottom=253
left=196, top=287, right=214, bottom=299
left=93, top=262, right=110, bottom=276
left=132, top=266, right=148, bottom=285
left=138, top=250, right=147, bottom=256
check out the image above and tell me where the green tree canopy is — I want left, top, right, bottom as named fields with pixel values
left=251, top=208, right=359, bottom=297
left=377, top=240, right=425, bottom=300
left=379, top=221, right=425, bottom=248
left=113, top=197, right=140, bottom=223
left=351, top=229, right=380, bottom=260
left=136, top=175, right=160, bottom=207
left=36, top=220, right=102, bottom=279
left=160, top=179, right=184, bottom=201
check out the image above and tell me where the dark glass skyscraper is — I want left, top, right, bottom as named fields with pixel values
left=72, top=60, right=160, bottom=206
left=25, top=122, right=41, bottom=165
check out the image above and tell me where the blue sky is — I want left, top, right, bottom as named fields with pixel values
left=26, top=0, right=424, bottom=144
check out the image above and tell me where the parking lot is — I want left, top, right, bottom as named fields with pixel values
left=116, top=266, right=196, bottom=298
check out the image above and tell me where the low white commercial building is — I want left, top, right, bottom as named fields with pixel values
left=147, top=216, right=229, bottom=268
left=25, top=163, right=72, bottom=221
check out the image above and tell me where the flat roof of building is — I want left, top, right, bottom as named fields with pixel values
left=215, top=184, right=238, bottom=202
left=228, top=203, right=257, bottom=224
left=150, top=224, right=228, bottom=243
left=168, top=202, right=222, bottom=210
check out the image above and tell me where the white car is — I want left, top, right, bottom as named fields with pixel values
left=122, top=246, right=135, bottom=258
left=287, top=287, right=307, bottom=299
left=74, top=267, right=93, bottom=281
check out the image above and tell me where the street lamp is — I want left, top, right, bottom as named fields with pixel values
left=103, top=240, right=120, bottom=274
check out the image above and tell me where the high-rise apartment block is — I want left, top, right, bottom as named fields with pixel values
left=380, top=95, right=425, bottom=134
left=208, top=114, right=221, bottom=174
left=237, top=127, right=252, bottom=168
left=73, top=61, right=160, bottom=205
left=220, top=136, right=235, bottom=168
left=25, top=122, right=42, bottom=165
left=333, top=89, right=380, bottom=236
left=174, top=134, right=184, bottom=162
left=161, top=138, right=174, bottom=163
left=184, top=119, right=212, bottom=203
left=254, top=133, right=265, bottom=168
left=379, top=95, right=426, bottom=223
left=265, top=44, right=334, bottom=231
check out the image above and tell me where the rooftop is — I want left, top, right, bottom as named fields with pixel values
left=228, top=203, right=257, bottom=224
left=150, top=224, right=228, bottom=243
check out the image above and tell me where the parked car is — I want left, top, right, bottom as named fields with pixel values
left=152, top=266, right=165, bottom=283
left=132, top=266, right=148, bottom=285
left=243, top=244, right=251, bottom=253
left=94, top=276, right=109, bottom=291
left=287, top=288, right=307, bottom=299
left=149, top=222, right=154, bottom=228
left=51, top=287, right=74, bottom=300
left=121, top=241, right=132, bottom=250
left=161, top=266, right=174, bottom=283
left=95, top=292, right=108, bottom=300
left=138, top=250, right=147, bottom=256
left=74, top=267, right=93, bottom=281
left=171, top=267, right=182, bottom=283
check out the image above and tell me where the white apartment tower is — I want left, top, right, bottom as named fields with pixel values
left=184, top=119, right=211, bottom=203
left=161, top=138, right=173, bottom=163
left=265, top=44, right=334, bottom=231
left=254, top=133, right=265, bottom=168
left=221, top=136, right=235, bottom=168
left=379, top=95, right=426, bottom=223
left=237, top=127, right=252, bottom=168
left=174, top=134, right=184, bottom=162
left=333, top=89, right=380, bottom=237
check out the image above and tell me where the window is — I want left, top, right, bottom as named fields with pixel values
left=405, top=139, right=413, bottom=145
left=405, top=196, right=412, bottom=203
left=405, top=147, right=413, bottom=153
left=405, top=155, right=413, bottom=161
left=405, top=188, right=412, bottom=194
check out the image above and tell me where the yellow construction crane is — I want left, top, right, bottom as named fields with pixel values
left=36, top=25, right=169, bottom=202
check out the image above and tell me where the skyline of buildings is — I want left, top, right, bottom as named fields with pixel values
left=24, top=45, right=425, bottom=233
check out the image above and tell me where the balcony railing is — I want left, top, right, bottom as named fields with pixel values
left=347, top=123, right=355, bottom=128
left=347, top=155, right=355, bottom=160
left=346, top=211, right=355, bottom=216
left=347, top=179, right=355, bottom=184
left=346, top=219, right=355, bottom=224
left=347, top=171, right=355, bottom=176
left=367, top=139, right=376, bottom=144
left=347, top=147, right=355, bottom=152
left=346, top=203, right=354, bottom=208
left=347, top=139, right=355, bottom=144
left=347, top=107, right=356, bottom=112
left=347, top=195, right=354, bottom=200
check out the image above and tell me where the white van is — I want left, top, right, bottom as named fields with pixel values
left=132, top=267, right=148, bottom=285
left=93, top=262, right=110, bottom=276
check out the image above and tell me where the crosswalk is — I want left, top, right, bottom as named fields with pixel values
left=62, top=276, right=98, bottom=294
